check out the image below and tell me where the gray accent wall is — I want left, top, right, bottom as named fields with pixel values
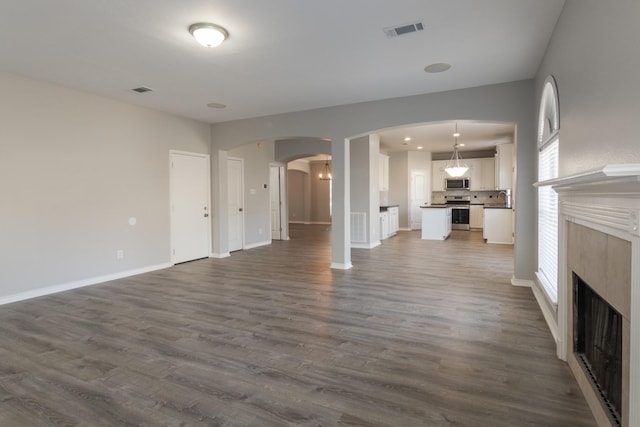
left=535, top=1, right=640, bottom=175
left=1, top=71, right=210, bottom=300
left=309, top=161, right=332, bottom=223
left=227, top=142, right=275, bottom=246
left=287, top=170, right=309, bottom=223
left=389, top=152, right=410, bottom=230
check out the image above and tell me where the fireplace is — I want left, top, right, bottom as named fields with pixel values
left=535, top=164, right=640, bottom=427
left=574, top=273, right=623, bottom=426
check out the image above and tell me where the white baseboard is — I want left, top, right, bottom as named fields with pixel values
left=351, top=241, right=381, bottom=249
left=331, top=262, right=353, bottom=270
left=399, top=228, right=412, bottom=232
left=531, top=279, right=559, bottom=343
left=511, top=276, right=533, bottom=287
left=210, top=252, right=230, bottom=259
left=0, top=263, right=173, bottom=306
left=244, top=240, right=271, bottom=250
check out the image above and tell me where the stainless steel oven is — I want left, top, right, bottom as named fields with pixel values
left=446, top=195, right=471, bottom=230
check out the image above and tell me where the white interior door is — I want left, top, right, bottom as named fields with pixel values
left=228, top=158, right=244, bottom=252
left=170, top=151, right=210, bottom=263
left=410, top=171, right=427, bottom=230
left=270, top=165, right=282, bottom=240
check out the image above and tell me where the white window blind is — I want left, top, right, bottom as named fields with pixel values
left=538, top=138, right=559, bottom=300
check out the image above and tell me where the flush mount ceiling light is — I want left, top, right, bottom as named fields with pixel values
left=424, top=63, right=451, bottom=73
left=189, top=23, right=228, bottom=47
left=444, top=122, right=469, bottom=177
left=206, top=102, right=226, bottom=109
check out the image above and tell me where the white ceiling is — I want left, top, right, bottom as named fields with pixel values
left=0, top=0, right=564, bottom=125
left=378, top=121, right=515, bottom=153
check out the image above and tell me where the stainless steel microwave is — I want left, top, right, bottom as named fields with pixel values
left=445, top=178, right=470, bottom=190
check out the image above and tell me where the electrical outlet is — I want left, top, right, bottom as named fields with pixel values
left=116, top=250, right=124, bottom=260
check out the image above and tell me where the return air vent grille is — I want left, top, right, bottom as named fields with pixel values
left=131, top=86, right=153, bottom=94
left=351, top=212, right=367, bottom=243
left=383, top=21, right=424, bottom=38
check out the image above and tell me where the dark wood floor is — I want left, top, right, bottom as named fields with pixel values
left=0, top=225, right=595, bottom=426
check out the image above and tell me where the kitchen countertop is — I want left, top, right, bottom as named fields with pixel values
left=420, top=204, right=448, bottom=208
left=379, top=205, right=399, bottom=211
left=484, top=203, right=511, bottom=209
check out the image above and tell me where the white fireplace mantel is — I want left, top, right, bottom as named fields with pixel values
left=536, top=164, right=640, bottom=427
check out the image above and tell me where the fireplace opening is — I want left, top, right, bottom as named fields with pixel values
left=573, top=273, right=623, bottom=426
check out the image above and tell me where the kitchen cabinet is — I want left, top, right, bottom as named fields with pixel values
left=421, top=207, right=451, bottom=240
left=495, top=143, right=514, bottom=190
left=431, top=160, right=448, bottom=191
left=380, top=206, right=399, bottom=239
left=483, top=207, right=513, bottom=244
left=379, top=153, right=389, bottom=191
left=469, top=158, right=495, bottom=191
left=387, top=206, right=399, bottom=237
left=380, top=211, right=389, bottom=240
left=469, top=205, right=483, bottom=229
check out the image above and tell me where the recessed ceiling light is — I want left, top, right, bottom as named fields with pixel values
left=424, top=63, right=451, bottom=73
left=189, top=23, right=228, bottom=47
left=404, top=137, right=411, bottom=141
left=417, top=146, right=423, bottom=150
left=459, top=144, right=465, bottom=147
left=453, top=132, right=460, bottom=137
left=206, top=102, right=226, bottom=109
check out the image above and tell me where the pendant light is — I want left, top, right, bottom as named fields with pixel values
left=318, top=158, right=332, bottom=180
left=444, top=122, right=469, bottom=177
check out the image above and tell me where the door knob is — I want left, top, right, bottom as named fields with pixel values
left=239, top=208, right=243, bottom=212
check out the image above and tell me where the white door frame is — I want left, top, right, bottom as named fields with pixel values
left=227, top=157, right=245, bottom=252
left=169, top=150, right=212, bottom=263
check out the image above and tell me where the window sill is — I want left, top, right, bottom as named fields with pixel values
left=535, top=271, right=558, bottom=309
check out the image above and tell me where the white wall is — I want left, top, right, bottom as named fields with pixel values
left=0, top=71, right=210, bottom=301
left=535, top=0, right=640, bottom=176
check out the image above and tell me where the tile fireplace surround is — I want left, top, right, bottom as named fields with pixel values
left=538, top=165, right=640, bottom=427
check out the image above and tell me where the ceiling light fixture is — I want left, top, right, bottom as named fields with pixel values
left=444, top=122, right=469, bottom=177
left=404, top=137, right=411, bottom=141
left=189, top=23, right=228, bottom=47
left=417, top=146, right=423, bottom=150
left=318, top=158, right=332, bottom=181
left=206, top=102, right=226, bottom=109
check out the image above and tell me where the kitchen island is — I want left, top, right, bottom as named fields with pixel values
left=420, top=205, right=452, bottom=240
left=483, top=205, right=513, bottom=244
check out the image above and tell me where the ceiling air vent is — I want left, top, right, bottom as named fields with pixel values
left=383, top=20, right=424, bottom=38
left=131, top=86, right=153, bottom=94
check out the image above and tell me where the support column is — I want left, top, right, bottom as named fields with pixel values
left=331, top=138, right=352, bottom=269
left=211, top=150, right=230, bottom=258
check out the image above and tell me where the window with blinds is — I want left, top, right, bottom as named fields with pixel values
left=537, top=138, right=559, bottom=301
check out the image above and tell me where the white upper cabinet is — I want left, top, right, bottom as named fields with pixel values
left=470, top=157, right=496, bottom=191
left=433, top=157, right=495, bottom=192
left=495, top=143, right=514, bottom=190
left=379, top=153, right=389, bottom=191
left=431, top=160, right=448, bottom=191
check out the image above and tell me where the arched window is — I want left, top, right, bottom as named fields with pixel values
left=537, top=76, right=560, bottom=301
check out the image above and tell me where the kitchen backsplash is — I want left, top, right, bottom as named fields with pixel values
left=432, top=190, right=506, bottom=205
